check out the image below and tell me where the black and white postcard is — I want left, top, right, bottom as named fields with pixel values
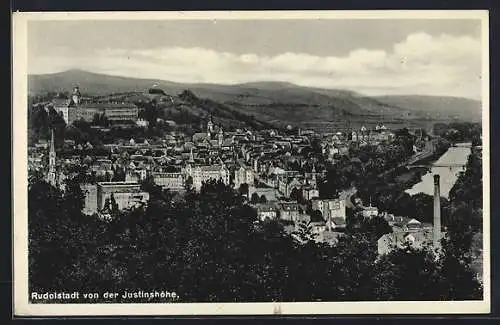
left=12, top=10, right=490, bottom=316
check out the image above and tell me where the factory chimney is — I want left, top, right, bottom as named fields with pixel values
left=433, top=174, right=442, bottom=249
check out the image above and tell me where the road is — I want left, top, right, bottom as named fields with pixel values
left=378, top=139, right=436, bottom=178
left=407, top=139, right=436, bottom=165
left=339, top=187, right=357, bottom=209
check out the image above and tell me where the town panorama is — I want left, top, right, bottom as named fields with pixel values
left=24, top=16, right=485, bottom=306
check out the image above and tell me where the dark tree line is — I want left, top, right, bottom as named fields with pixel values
left=29, top=104, right=67, bottom=145
left=319, top=128, right=418, bottom=199
left=28, top=174, right=482, bottom=303
left=434, top=122, right=482, bottom=146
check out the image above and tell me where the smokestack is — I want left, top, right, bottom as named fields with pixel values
left=433, top=174, right=442, bottom=249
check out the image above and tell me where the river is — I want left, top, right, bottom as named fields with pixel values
left=405, top=143, right=472, bottom=198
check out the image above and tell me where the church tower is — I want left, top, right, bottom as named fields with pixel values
left=310, top=164, right=317, bottom=188
left=47, top=129, right=57, bottom=186
left=72, top=86, right=81, bottom=105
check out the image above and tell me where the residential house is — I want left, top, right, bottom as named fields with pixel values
left=312, top=198, right=346, bottom=221
left=278, top=201, right=300, bottom=221
left=255, top=203, right=278, bottom=221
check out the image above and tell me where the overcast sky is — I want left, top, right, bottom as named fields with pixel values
left=27, top=18, right=483, bottom=99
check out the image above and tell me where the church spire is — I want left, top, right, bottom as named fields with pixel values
left=47, top=128, right=57, bottom=186
left=311, top=164, right=317, bottom=188
left=50, top=128, right=55, bottom=153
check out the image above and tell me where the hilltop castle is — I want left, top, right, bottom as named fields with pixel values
left=48, top=86, right=139, bottom=126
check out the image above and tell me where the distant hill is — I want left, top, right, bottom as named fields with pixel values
left=28, top=70, right=482, bottom=129
left=373, top=95, right=482, bottom=123
left=28, top=69, right=187, bottom=95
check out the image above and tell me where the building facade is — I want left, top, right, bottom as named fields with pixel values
left=184, top=164, right=230, bottom=191
left=81, top=183, right=98, bottom=215
left=99, top=182, right=149, bottom=211
left=278, top=201, right=300, bottom=221
left=51, top=87, right=139, bottom=125
left=234, top=166, right=255, bottom=188
left=255, top=203, right=278, bottom=221
left=152, top=172, right=185, bottom=191
left=312, top=198, right=346, bottom=221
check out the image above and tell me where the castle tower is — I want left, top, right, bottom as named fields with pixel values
left=207, top=114, right=214, bottom=137
left=72, top=86, right=81, bottom=105
left=47, top=129, right=57, bottom=186
left=433, top=175, right=442, bottom=250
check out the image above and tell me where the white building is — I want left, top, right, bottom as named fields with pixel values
left=234, top=166, right=254, bottom=188
left=311, top=198, right=346, bottom=221
left=152, top=172, right=185, bottom=191
left=81, top=181, right=150, bottom=215
left=362, top=205, right=379, bottom=218
left=184, top=163, right=230, bottom=191
left=255, top=203, right=278, bottom=221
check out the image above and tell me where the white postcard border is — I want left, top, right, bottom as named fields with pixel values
left=12, top=10, right=491, bottom=316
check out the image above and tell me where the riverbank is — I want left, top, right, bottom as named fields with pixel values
left=394, top=166, right=431, bottom=189
left=389, top=139, right=451, bottom=192
left=406, top=143, right=472, bottom=198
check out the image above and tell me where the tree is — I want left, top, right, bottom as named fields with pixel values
left=290, top=187, right=304, bottom=203
left=185, top=176, right=194, bottom=191
left=331, top=233, right=379, bottom=300
left=360, top=216, right=392, bottom=240
left=27, top=170, right=483, bottom=303
left=292, top=221, right=317, bottom=244
left=310, top=210, right=323, bottom=222
left=372, top=244, right=441, bottom=300
left=110, top=194, right=119, bottom=214
left=437, top=230, right=483, bottom=300
left=238, top=183, right=249, bottom=197
left=47, top=107, right=67, bottom=142
left=92, top=113, right=101, bottom=125
left=112, top=168, right=126, bottom=182
left=310, top=138, right=323, bottom=155
left=259, top=195, right=267, bottom=203
left=62, top=177, right=85, bottom=220
left=250, top=192, right=260, bottom=204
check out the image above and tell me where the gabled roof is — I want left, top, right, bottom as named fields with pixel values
left=279, top=202, right=299, bottom=211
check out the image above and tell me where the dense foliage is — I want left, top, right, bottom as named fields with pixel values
left=434, top=122, right=482, bottom=146
left=29, top=175, right=482, bottom=303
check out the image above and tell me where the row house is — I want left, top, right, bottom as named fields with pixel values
left=311, top=198, right=346, bottom=221
left=278, top=176, right=303, bottom=198
left=234, top=166, right=255, bottom=188
left=278, top=201, right=300, bottom=221
left=255, top=203, right=278, bottom=221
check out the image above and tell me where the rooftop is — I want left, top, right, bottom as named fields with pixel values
left=97, top=181, right=141, bottom=187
